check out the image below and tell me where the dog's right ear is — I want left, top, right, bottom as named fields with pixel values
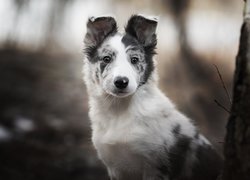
left=84, top=16, right=117, bottom=47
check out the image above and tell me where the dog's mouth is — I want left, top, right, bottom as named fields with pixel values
left=113, top=90, right=131, bottom=97
left=105, top=89, right=133, bottom=98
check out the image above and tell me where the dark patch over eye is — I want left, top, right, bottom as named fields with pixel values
left=102, top=56, right=112, bottom=63
left=100, top=56, right=112, bottom=74
left=100, top=62, right=107, bottom=74
left=130, top=57, right=139, bottom=64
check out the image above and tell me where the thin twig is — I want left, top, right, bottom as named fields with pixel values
left=214, top=99, right=231, bottom=114
left=213, top=64, right=232, bottom=105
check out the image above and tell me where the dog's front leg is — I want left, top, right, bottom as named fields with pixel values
left=109, top=176, right=117, bottom=180
left=143, top=164, right=169, bottom=180
left=107, top=167, right=119, bottom=180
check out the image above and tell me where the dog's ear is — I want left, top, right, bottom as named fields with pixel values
left=84, top=16, right=117, bottom=47
left=125, top=15, right=158, bottom=47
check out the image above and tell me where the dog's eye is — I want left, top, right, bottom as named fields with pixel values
left=131, top=57, right=139, bottom=64
left=102, top=56, right=112, bottom=63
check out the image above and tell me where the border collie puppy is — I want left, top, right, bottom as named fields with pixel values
left=83, top=15, right=222, bottom=180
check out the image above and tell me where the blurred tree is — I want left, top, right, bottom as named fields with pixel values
left=43, top=0, right=73, bottom=48
left=223, top=1, right=250, bottom=179
left=5, top=0, right=30, bottom=47
left=4, top=0, right=77, bottom=50
left=162, top=0, right=191, bottom=52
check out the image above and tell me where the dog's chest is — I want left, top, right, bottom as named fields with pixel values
left=92, top=114, right=146, bottom=172
left=97, top=140, right=144, bottom=173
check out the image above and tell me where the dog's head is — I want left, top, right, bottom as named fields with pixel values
left=84, top=15, right=158, bottom=98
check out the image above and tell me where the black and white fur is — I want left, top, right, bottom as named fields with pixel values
left=83, top=15, right=222, bottom=180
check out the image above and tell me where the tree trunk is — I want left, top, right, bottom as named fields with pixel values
left=223, top=2, right=250, bottom=179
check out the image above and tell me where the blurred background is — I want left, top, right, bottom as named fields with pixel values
left=0, top=0, right=242, bottom=179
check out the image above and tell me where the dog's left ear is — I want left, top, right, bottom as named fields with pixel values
left=125, top=15, right=158, bottom=47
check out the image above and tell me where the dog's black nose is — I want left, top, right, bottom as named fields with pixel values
left=114, top=77, right=129, bottom=89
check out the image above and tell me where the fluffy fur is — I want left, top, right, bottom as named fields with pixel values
left=83, top=15, right=222, bottom=180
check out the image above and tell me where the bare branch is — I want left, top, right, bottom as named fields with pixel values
left=213, top=64, right=232, bottom=105
left=214, top=99, right=231, bottom=114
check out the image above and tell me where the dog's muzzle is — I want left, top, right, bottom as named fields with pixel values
left=114, top=76, right=129, bottom=90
